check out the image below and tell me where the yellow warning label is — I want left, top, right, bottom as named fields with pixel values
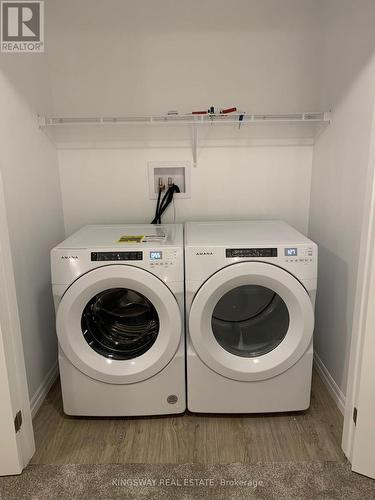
left=118, top=235, right=144, bottom=243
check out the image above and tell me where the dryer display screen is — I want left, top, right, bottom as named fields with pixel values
left=226, top=248, right=278, bottom=258
left=285, top=248, right=298, bottom=257
left=91, top=252, right=143, bottom=261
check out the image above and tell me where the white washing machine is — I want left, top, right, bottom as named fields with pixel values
left=51, top=224, right=185, bottom=416
left=185, top=220, right=317, bottom=413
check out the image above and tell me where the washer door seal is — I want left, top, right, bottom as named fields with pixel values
left=57, top=265, right=181, bottom=384
left=189, top=262, right=314, bottom=381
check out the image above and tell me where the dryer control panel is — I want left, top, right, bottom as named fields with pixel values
left=186, top=243, right=317, bottom=283
left=226, top=248, right=278, bottom=258
left=283, top=246, right=314, bottom=263
left=224, top=246, right=315, bottom=264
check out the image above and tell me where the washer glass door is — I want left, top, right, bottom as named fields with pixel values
left=57, top=265, right=181, bottom=384
left=81, top=288, right=159, bottom=360
left=189, top=261, right=314, bottom=381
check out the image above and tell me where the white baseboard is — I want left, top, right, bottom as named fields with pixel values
left=30, top=361, right=59, bottom=418
left=313, top=353, right=346, bottom=415
left=28, top=356, right=346, bottom=418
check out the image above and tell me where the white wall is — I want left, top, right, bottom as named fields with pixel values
left=46, top=0, right=321, bottom=116
left=309, top=0, right=375, bottom=398
left=0, top=66, right=65, bottom=408
left=50, top=0, right=317, bottom=235
left=58, top=146, right=313, bottom=235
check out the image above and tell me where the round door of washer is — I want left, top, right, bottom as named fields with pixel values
left=189, top=262, right=314, bottom=381
left=57, top=265, right=181, bottom=384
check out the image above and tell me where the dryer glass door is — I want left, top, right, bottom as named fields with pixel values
left=212, top=284, right=290, bottom=358
left=189, top=261, right=314, bottom=382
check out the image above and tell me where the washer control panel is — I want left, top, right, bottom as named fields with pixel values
left=149, top=249, right=178, bottom=268
left=91, top=251, right=143, bottom=261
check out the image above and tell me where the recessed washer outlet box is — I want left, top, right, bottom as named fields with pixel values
left=148, top=161, right=191, bottom=199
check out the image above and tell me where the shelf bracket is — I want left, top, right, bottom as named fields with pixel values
left=192, top=126, right=198, bottom=167
left=38, top=115, right=47, bottom=129
left=324, top=111, right=332, bottom=123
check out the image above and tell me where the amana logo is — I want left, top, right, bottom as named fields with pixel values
left=196, top=251, right=214, bottom=256
left=61, top=255, right=79, bottom=260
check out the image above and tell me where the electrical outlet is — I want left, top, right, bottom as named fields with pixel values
left=148, top=162, right=191, bottom=199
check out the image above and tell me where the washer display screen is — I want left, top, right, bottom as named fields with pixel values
left=150, top=251, right=163, bottom=260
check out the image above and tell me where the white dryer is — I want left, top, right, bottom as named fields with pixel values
left=51, top=224, right=185, bottom=416
left=185, top=220, right=317, bottom=413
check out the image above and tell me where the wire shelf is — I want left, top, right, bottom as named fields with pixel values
left=42, top=112, right=330, bottom=127
left=39, top=111, right=331, bottom=166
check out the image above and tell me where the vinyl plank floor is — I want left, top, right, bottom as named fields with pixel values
left=31, top=370, right=345, bottom=464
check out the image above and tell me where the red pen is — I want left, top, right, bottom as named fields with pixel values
left=221, top=107, right=237, bottom=114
